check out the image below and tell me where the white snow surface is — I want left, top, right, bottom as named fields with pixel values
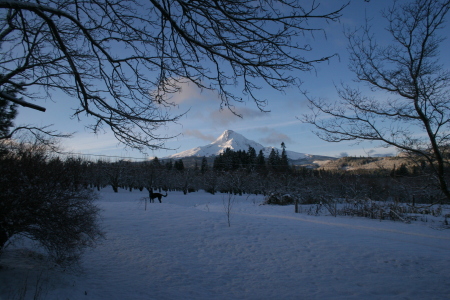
left=165, top=130, right=307, bottom=160
left=1, top=188, right=450, bottom=299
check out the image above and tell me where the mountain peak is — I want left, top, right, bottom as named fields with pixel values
left=223, top=129, right=235, bottom=135
left=204, top=129, right=264, bottom=154
left=213, top=130, right=247, bottom=148
left=164, top=129, right=309, bottom=160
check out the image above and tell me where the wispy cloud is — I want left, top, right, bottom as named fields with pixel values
left=208, top=106, right=265, bottom=126
left=256, top=127, right=293, bottom=146
left=183, top=129, right=216, bottom=142
left=157, top=79, right=220, bottom=106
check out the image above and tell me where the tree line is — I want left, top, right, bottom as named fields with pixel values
left=63, top=150, right=447, bottom=205
left=212, top=143, right=289, bottom=172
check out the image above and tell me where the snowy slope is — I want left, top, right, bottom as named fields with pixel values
left=1, top=188, right=449, bottom=299
left=166, top=130, right=308, bottom=160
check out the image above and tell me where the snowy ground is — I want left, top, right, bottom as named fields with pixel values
left=1, top=187, right=450, bottom=299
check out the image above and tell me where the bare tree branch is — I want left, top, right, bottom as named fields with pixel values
left=302, top=0, right=450, bottom=201
left=0, top=0, right=347, bottom=151
left=0, top=91, right=45, bottom=111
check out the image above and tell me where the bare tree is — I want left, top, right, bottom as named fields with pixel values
left=223, top=192, right=236, bottom=227
left=0, top=0, right=346, bottom=151
left=303, top=0, right=450, bottom=201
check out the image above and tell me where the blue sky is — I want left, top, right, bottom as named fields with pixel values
left=13, top=0, right=449, bottom=160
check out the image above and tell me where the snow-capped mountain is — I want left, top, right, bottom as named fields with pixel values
left=165, top=130, right=313, bottom=160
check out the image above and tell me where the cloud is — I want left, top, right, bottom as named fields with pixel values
left=372, top=153, right=395, bottom=157
left=256, top=127, right=293, bottom=146
left=155, top=78, right=220, bottom=106
left=208, top=109, right=239, bottom=126
left=208, top=106, right=266, bottom=126
left=183, top=129, right=215, bottom=142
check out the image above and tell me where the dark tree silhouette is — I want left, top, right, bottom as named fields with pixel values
left=0, top=0, right=346, bottom=151
left=0, top=141, right=103, bottom=265
left=304, top=0, right=450, bottom=201
left=201, top=156, right=208, bottom=174
left=280, top=142, right=290, bottom=171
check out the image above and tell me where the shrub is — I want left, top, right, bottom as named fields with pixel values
left=0, top=142, right=103, bottom=265
left=263, top=193, right=296, bottom=205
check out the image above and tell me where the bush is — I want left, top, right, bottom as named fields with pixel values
left=0, top=142, right=103, bottom=265
left=263, top=193, right=296, bottom=205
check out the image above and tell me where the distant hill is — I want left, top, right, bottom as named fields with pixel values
left=164, top=129, right=335, bottom=167
left=319, top=156, right=413, bottom=172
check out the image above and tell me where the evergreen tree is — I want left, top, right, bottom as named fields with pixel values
left=222, top=148, right=234, bottom=171
left=201, top=156, right=208, bottom=174
left=247, top=146, right=257, bottom=171
left=391, top=163, right=409, bottom=177
left=268, top=148, right=280, bottom=170
left=256, top=149, right=266, bottom=171
left=0, top=100, right=17, bottom=139
left=0, top=83, right=19, bottom=139
left=151, top=157, right=161, bottom=168
left=165, top=160, right=173, bottom=171
left=280, top=142, right=290, bottom=172
left=235, top=150, right=245, bottom=170
left=213, top=154, right=223, bottom=171
left=174, top=159, right=185, bottom=171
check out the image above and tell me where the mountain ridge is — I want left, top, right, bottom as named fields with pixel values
left=164, top=130, right=334, bottom=163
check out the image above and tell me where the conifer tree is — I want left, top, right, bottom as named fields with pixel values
left=280, top=142, right=290, bottom=172
left=0, top=99, right=17, bottom=139
left=268, top=148, right=281, bottom=170
left=152, top=157, right=161, bottom=168
left=201, top=156, right=208, bottom=174
left=257, top=150, right=266, bottom=171
left=213, top=154, right=223, bottom=171
left=0, top=82, right=19, bottom=139
left=247, top=146, right=257, bottom=171
left=174, top=159, right=185, bottom=171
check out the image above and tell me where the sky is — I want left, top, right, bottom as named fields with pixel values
left=12, top=0, right=450, bottom=161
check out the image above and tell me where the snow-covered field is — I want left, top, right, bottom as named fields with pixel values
left=1, top=188, right=450, bottom=299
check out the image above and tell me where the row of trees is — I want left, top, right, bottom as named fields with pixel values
left=212, top=144, right=289, bottom=172
left=64, top=153, right=445, bottom=205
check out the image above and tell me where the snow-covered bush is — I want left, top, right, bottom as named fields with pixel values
left=263, top=193, right=296, bottom=205
left=333, top=198, right=444, bottom=223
